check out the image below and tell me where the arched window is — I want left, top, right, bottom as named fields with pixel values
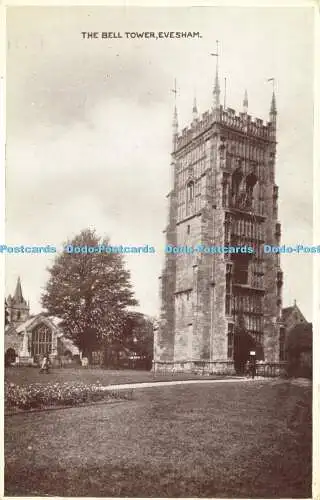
left=231, top=168, right=243, bottom=201
left=245, top=173, right=257, bottom=209
left=31, top=324, right=52, bottom=356
left=186, top=181, right=194, bottom=202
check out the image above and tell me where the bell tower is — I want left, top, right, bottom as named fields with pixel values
left=154, top=53, right=283, bottom=374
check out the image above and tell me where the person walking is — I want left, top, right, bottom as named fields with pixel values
left=249, top=358, right=256, bottom=379
left=245, top=360, right=251, bottom=378
left=39, top=353, right=50, bottom=374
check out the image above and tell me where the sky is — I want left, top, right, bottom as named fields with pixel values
left=5, top=6, right=314, bottom=321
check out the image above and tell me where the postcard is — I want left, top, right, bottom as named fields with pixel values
left=3, top=4, right=316, bottom=498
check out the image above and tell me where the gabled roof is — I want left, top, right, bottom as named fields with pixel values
left=14, top=316, right=37, bottom=334
left=15, top=313, right=63, bottom=335
left=282, top=301, right=306, bottom=324
left=282, top=306, right=295, bottom=323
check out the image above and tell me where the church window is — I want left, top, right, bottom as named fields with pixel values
left=225, top=290, right=231, bottom=316
left=31, top=324, right=52, bottom=357
left=225, top=265, right=232, bottom=315
left=17, top=311, right=21, bottom=320
left=187, top=224, right=190, bottom=235
left=233, top=257, right=249, bottom=285
left=231, top=169, right=243, bottom=200
left=222, top=182, right=228, bottom=208
left=224, top=217, right=231, bottom=246
left=273, top=203, right=278, bottom=219
left=187, top=181, right=194, bottom=202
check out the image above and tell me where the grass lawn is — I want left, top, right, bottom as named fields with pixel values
left=5, top=366, right=237, bottom=386
left=5, top=379, right=311, bottom=498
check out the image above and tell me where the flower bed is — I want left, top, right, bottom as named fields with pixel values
left=5, top=381, right=132, bottom=411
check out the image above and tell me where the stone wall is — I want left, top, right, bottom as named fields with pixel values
left=5, top=331, right=22, bottom=356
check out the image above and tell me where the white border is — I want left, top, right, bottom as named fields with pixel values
left=0, top=2, right=318, bottom=500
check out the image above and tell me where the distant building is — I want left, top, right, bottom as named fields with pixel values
left=155, top=54, right=283, bottom=373
left=5, top=313, right=80, bottom=366
left=5, top=278, right=79, bottom=366
left=279, top=300, right=310, bottom=363
left=282, top=300, right=307, bottom=331
left=285, top=321, right=312, bottom=378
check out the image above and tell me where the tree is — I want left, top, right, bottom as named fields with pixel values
left=123, top=312, right=154, bottom=357
left=41, top=229, right=138, bottom=362
left=104, top=312, right=154, bottom=369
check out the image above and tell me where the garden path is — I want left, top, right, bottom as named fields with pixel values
left=103, top=376, right=271, bottom=390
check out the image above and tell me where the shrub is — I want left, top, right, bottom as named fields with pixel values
left=4, top=381, right=132, bottom=411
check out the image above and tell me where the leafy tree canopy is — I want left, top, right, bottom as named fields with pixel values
left=41, top=229, right=138, bottom=359
left=121, top=311, right=154, bottom=359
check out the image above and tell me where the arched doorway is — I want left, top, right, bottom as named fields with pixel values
left=234, top=330, right=256, bottom=374
left=5, top=348, right=16, bottom=367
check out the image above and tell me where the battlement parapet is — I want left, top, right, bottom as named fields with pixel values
left=176, top=106, right=273, bottom=150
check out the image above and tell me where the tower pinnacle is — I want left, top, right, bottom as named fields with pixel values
left=270, top=90, right=277, bottom=116
left=171, top=78, right=178, bottom=136
left=268, top=78, right=277, bottom=117
left=243, top=89, right=248, bottom=113
left=211, top=40, right=220, bottom=109
left=267, top=78, right=277, bottom=139
left=192, top=93, right=198, bottom=122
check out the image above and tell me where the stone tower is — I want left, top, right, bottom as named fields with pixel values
left=154, top=58, right=283, bottom=373
left=6, top=277, right=30, bottom=324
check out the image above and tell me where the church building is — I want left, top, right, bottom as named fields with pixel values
left=5, top=277, right=79, bottom=366
left=154, top=51, right=283, bottom=373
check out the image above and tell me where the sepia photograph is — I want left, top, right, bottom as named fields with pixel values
left=3, top=4, right=315, bottom=498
